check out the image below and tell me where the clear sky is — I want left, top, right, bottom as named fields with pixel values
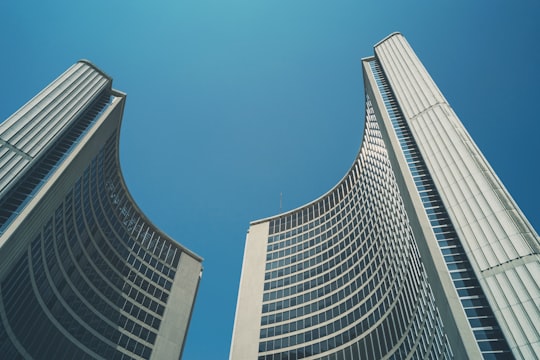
left=1, top=1, right=539, bottom=359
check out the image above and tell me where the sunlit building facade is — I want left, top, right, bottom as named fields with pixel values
left=0, top=61, right=202, bottom=359
left=230, top=33, right=540, bottom=359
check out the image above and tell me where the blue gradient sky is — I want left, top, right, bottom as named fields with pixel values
left=1, top=2, right=539, bottom=359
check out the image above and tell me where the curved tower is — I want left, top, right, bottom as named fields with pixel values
left=0, top=61, right=202, bottom=359
left=230, top=33, right=539, bottom=359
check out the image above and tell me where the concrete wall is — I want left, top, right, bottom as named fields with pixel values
left=374, top=33, right=540, bottom=359
left=230, top=222, right=269, bottom=360
left=151, top=252, right=202, bottom=360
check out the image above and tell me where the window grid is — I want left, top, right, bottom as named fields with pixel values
left=257, top=96, right=452, bottom=359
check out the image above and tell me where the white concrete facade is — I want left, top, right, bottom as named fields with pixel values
left=230, top=222, right=270, bottom=359
left=375, top=33, right=540, bottom=359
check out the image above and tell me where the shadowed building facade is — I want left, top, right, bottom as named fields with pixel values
left=230, top=33, right=539, bottom=359
left=0, top=61, right=202, bottom=359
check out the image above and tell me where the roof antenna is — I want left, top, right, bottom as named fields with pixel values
left=280, top=192, right=283, bottom=212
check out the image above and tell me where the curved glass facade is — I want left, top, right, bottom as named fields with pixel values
left=0, top=61, right=202, bottom=360
left=254, top=96, right=452, bottom=359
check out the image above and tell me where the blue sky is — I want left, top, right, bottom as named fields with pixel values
left=1, top=1, right=539, bottom=359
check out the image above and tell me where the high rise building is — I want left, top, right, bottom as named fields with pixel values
left=0, top=61, right=202, bottom=359
left=230, top=33, right=539, bottom=360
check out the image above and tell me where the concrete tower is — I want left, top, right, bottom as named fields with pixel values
left=231, top=33, right=539, bottom=360
left=0, top=61, right=202, bottom=359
